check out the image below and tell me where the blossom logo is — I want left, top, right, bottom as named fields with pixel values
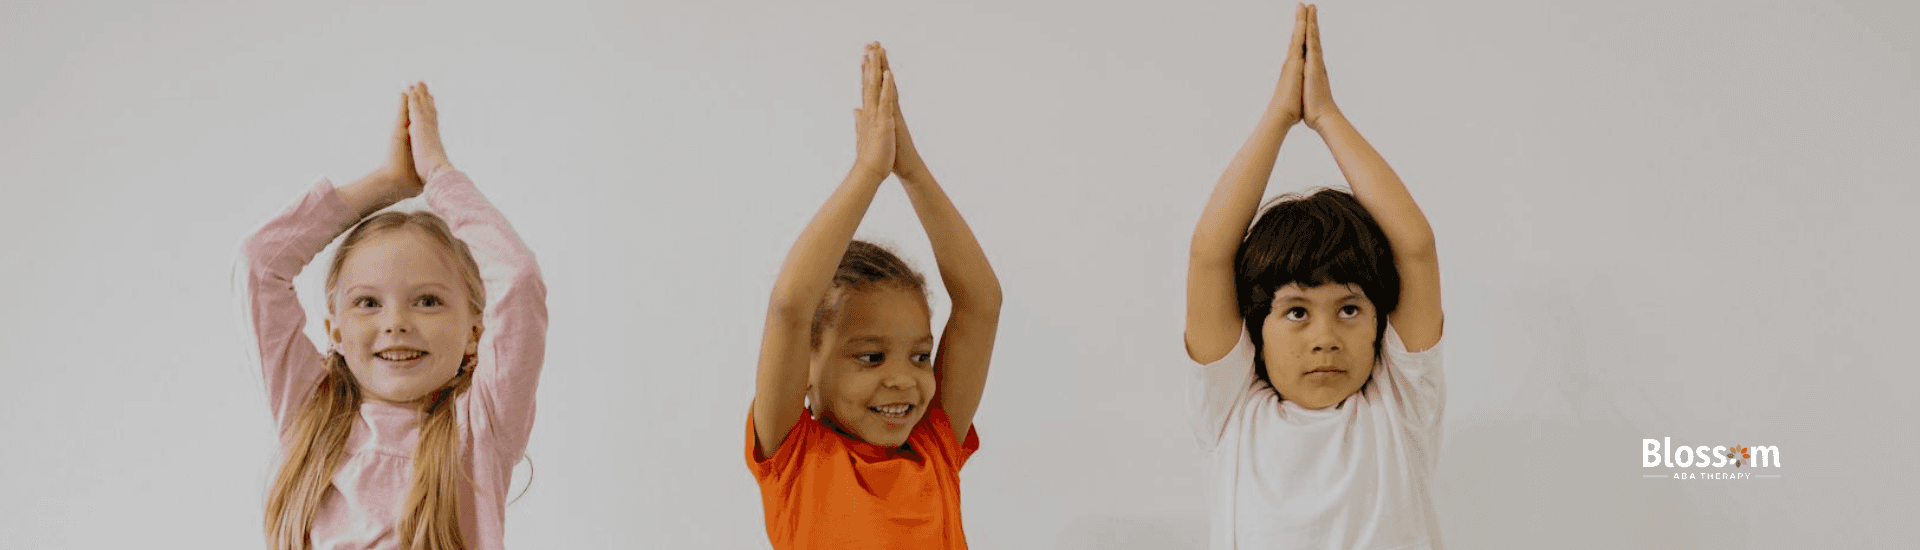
left=1641, top=438, right=1781, bottom=480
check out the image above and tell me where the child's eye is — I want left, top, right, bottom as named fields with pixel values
left=414, top=295, right=444, bottom=308
left=911, top=352, right=933, bottom=365
left=1339, top=305, right=1361, bottom=319
left=857, top=353, right=884, bottom=365
left=1283, top=307, right=1308, bottom=321
left=351, top=296, right=380, bottom=308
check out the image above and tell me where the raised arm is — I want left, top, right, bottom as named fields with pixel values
left=1186, top=4, right=1310, bottom=364
left=878, top=47, right=1002, bottom=438
left=754, top=45, right=898, bottom=459
left=405, top=82, right=550, bottom=454
left=1300, top=5, right=1442, bottom=351
left=245, top=93, right=422, bottom=432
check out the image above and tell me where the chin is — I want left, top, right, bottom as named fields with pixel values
left=856, top=422, right=916, bottom=447
left=367, top=381, right=450, bottom=405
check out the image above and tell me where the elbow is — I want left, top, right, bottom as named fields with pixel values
left=1189, top=234, right=1238, bottom=268
left=238, top=234, right=285, bottom=283
left=505, top=256, right=547, bottom=295
left=239, top=233, right=273, bottom=271
left=978, top=281, right=1004, bottom=315
left=491, top=252, right=550, bottom=305
left=1393, top=234, right=1438, bottom=265
left=1407, top=228, right=1438, bottom=257
left=953, top=281, right=1003, bottom=320
left=765, top=286, right=819, bottom=329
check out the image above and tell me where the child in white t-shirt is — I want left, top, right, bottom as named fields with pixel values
left=1184, top=5, right=1446, bottom=549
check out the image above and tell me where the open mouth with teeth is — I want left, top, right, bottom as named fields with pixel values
left=374, top=348, right=428, bottom=362
left=868, top=403, right=915, bottom=420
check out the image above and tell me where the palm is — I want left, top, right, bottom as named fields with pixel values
left=1271, top=4, right=1308, bottom=125
left=1302, top=4, right=1339, bottom=130
left=385, top=92, right=424, bottom=197
left=406, top=82, right=453, bottom=181
left=853, top=43, right=898, bottom=176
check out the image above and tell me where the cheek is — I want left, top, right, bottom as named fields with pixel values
left=1259, top=322, right=1303, bottom=358
left=828, top=367, right=873, bottom=402
left=917, top=370, right=937, bottom=397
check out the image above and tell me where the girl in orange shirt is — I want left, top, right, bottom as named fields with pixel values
left=747, top=43, right=1002, bottom=549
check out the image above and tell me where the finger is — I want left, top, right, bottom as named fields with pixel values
left=397, top=92, right=411, bottom=131
left=1288, top=3, right=1307, bottom=59
left=879, top=70, right=898, bottom=128
left=1307, top=5, right=1322, bottom=62
left=862, top=46, right=880, bottom=112
left=877, top=47, right=902, bottom=116
left=419, top=82, right=437, bottom=116
left=409, top=83, right=426, bottom=116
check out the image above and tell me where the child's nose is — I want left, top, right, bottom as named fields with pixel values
left=381, top=309, right=413, bottom=334
left=880, top=362, right=915, bottom=389
left=1308, top=324, right=1341, bottom=353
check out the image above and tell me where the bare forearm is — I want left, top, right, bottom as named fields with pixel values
left=769, top=167, right=890, bottom=312
left=898, top=172, right=1002, bottom=312
left=1193, top=107, right=1297, bottom=263
left=1186, top=106, right=1296, bottom=361
left=1314, top=113, right=1434, bottom=257
left=898, top=168, right=999, bottom=436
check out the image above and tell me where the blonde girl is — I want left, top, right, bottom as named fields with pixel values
left=748, top=43, right=1002, bottom=549
left=243, top=83, right=546, bottom=550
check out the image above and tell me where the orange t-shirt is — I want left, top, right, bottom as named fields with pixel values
left=746, top=407, right=980, bottom=549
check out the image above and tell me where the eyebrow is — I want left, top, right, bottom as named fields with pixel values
left=1273, top=291, right=1360, bottom=303
left=841, top=335, right=937, bottom=347
left=340, top=283, right=456, bottom=296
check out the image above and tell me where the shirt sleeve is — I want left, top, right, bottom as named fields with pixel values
left=1371, top=323, right=1445, bottom=469
left=241, top=178, right=363, bottom=435
left=424, top=168, right=549, bottom=461
left=746, top=407, right=816, bottom=483
left=918, top=407, right=981, bottom=470
left=1189, top=327, right=1257, bottom=451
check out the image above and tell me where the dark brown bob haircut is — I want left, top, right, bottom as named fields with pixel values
left=1235, top=188, right=1400, bottom=384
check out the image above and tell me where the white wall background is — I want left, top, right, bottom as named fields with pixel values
left=4, top=0, right=1917, bottom=548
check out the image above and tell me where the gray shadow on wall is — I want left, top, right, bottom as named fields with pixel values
left=1055, top=513, right=1208, bottom=550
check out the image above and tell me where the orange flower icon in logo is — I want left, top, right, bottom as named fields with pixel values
left=1727, top=445, right=1750, bottom=467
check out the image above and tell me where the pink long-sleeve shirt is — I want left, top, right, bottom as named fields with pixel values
left=243, top=169, right=547, bottom=549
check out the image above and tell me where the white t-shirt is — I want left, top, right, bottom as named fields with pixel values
left=1189, top=323, right=1444, bottom=550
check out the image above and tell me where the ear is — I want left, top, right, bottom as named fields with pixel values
left=467, top=322, right=484, bottom=355
left=806, top=352, right=826, bottom=386
left=325, top=317, right=342, bottom=348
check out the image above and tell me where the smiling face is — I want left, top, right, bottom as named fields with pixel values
left=808, top=286, right=936, bottom=447
left=326, top=227, right=482, bottom=405
left=1260, top=282, right=1378, bottom=410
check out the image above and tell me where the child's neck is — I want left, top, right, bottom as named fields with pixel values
left=814, top=407, right=915, bottom=455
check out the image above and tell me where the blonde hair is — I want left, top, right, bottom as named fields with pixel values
left=265, top=211, right=485, bottom=550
